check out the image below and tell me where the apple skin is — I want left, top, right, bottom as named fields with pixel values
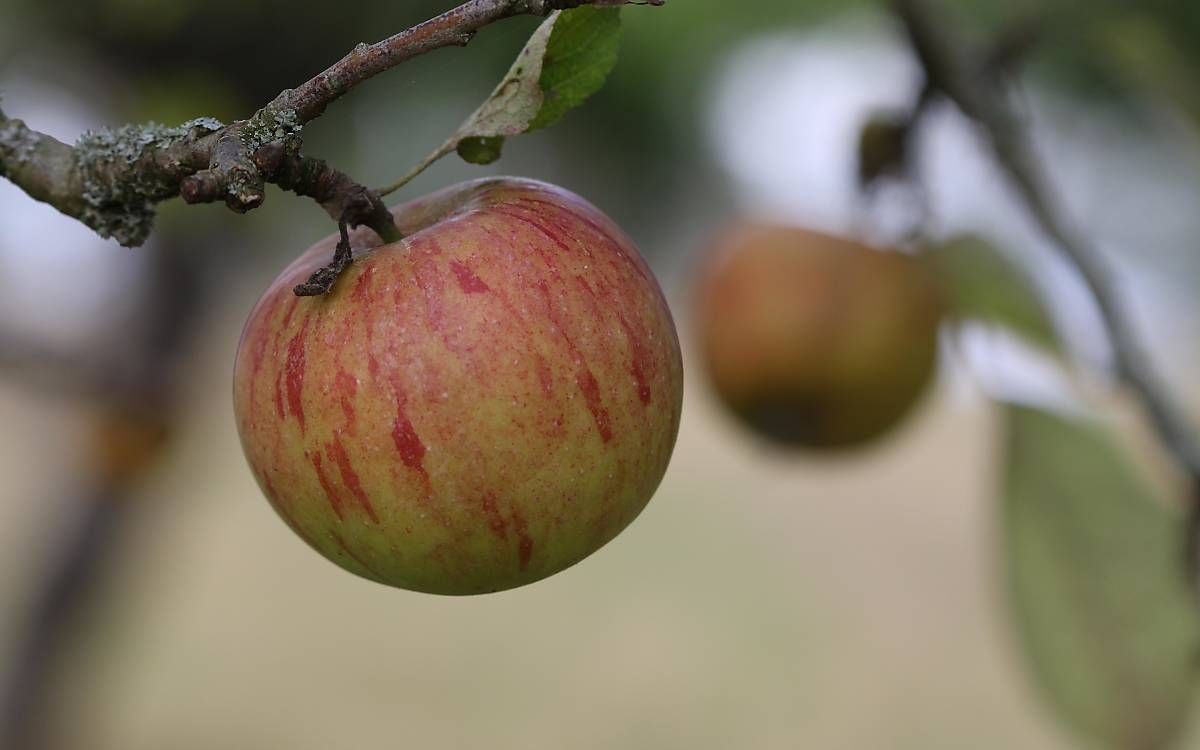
left=234, top=177, right=683, bottom=595
left=695, top=223, right=941, bottom=449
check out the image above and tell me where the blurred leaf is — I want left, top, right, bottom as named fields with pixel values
left=923, top=235, right=1061, bottom=354
left=1094, top=12, right=1200, bottom=135
left=1003, top=406, right=1200, bottom=750
left=380, top=7, right=620, bottom=194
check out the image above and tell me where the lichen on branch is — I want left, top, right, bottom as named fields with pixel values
left=74, top=119, right=222, bottom=246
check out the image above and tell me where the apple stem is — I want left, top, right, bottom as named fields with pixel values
left=377, top=142, right=457, bottom=198
left=294, top=220, right=359, bottom=297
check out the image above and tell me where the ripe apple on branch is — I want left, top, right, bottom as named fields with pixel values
left=234, top=177, right=683, bottom=594
left=0, top=0, right=677, bottom=595
left=227, top=5, right=684, bottom=594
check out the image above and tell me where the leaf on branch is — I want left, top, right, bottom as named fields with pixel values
left=528, top=6, right=622, bottom=131
left=456, top=135, right=507, bottom=165
left=922, top=234, right=1061, bottom=354
left=1002, top=406, right=1200, bottom=750
left=380, top=6, right=621, bottom=194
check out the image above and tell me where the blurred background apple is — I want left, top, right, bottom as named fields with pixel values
left=695, top=223, right=941, bottom=449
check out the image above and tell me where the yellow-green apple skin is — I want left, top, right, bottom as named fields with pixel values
left=234, top=178, right=683, bottom=595
left=695, top=223, right=941, bottom=449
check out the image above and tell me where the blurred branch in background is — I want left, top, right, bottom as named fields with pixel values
left=0, top=238, right=204, bottom=750
left=1, top=483, right=126, bottom=750
left=0, top=334, right=109, bottom=401
left=891, top=0, right=1200, bottom=584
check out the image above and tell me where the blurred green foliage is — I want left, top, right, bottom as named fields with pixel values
left=1003, top=406, right=1200, bottom=750
left=923, top=235, right=1062, bottom=356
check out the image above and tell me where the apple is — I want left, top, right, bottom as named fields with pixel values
left=233, top=177, right=683, bottom=595
left=695, top=223, right=941, bottom=449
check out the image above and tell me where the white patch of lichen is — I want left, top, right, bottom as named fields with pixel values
left=242, top=105, right=302, bottom=151
left=0, top=118, right=41, bottom=168
left=73, top=118, right=224, bottom=246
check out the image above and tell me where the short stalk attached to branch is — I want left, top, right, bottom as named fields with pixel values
left=294, top=220, right=357, bottom=297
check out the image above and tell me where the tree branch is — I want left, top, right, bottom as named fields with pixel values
left=0, top=0, right=655, bottom=251
left=0, top=108, right=85, bottom=215
left=892, top=0, right=1200, bottom=571
left=270, top=0, right=661, bottom=124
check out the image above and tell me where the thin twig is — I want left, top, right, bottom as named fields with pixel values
left=377, top=142, right=458, bottom=198
left=0, top=483, right=125, bottom=750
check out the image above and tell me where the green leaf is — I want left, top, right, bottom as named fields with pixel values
left=528, top=6, right=622, bottom=131
left=456, top=135, right=506, bottom=165
left=922, top=235, right=1061, bottom=354
left=1002, top=406, right=1200, bottom=750
left=379, top=7, right=621, bottom=195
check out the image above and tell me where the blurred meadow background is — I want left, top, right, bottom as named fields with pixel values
left=3, top=0, right=1200, bottom=748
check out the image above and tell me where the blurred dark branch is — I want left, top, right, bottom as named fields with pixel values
left=0, top=483, right=126, bottom=750
left=0, top=239, right=199, bottom=750
left=0, top=332, right=112, bottom=400
left=0, top=0, right=657, bottom=254
left=892, top=0, right=1200, bottom=578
